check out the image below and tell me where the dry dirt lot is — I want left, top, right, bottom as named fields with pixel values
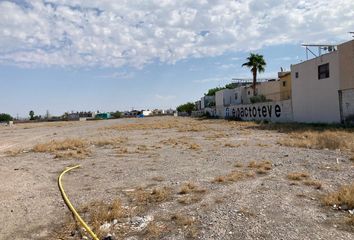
left=0, top=117, right=353, bottom=240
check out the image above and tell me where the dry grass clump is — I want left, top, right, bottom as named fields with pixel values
left=5, top=148, right=26, bottom=157
left=323, top=184, right=354, bottom=209
left=136, top=144, right=149, bottom=152
left=116, top=147, right=129, bottom=155
left=151, top=176, right=165, bottom=182
left=178, top=182, right=206, bottom=195
left=54, top=149, right=91, bottom=159
left=91, top=137, right=127, bottom=147
left=248, top=160, right=272, bottom=174
left=287, top=172, right=309, bottom=181
left=106, top=120, right=178, bottom=131
left=32, top=138, right=90, bottom=159
left=129, top=187, right=173, bottom=206
left=144, top=222, right=166, bottom=239
left=160, top=138, right=179, bottom=146
left=177, top=182, right=206, bottom=205
left=287, top=172, right=322, bottom=189
left=170, top=213, right=199, bottom=238
left=105, top=118, right=210, bottom=133
left=279, top=130, right=354, bottom=151
left=78, top=199, right=127, bottom=238
left=224, top=143, right=240, bottom=148
left=323, top=184, right=354, bottom=227
left=204, top=132, right=228, bottom=140
left=189, top=143, right=201, bottom=150
left=234, top=162, right=243, bottom=168
left=160, top=138, right=201, bottom=151
left=33, top=138, right=87, bottom=152
left=177, top=124, right=207, bottom=132
left=212, top=170, right=254, bottom=183
left=303, top=179, right=322, bottom=189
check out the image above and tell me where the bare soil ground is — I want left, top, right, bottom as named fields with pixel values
left=0, top=117, right=353, bottom=240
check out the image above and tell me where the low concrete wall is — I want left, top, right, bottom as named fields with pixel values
left=340, top=88, right=354, bottom=122
left=192, top=108, right=217, bottom=117
left=219, top=100, right=293, bottom=122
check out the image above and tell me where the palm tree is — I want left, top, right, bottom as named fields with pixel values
left=29, top=110, right=34, bottom=120
left=242, top=53, right=266, bottom=96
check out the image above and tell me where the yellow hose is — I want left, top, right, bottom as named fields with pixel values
left=58, top=165, right=99, bottom=240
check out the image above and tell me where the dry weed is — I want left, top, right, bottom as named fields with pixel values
left=303, top=179, right=322, bottom=189
left=144, top=222, right=166, bottom=239
left=32, top=138, right=90, bottom=159
left=212, top=170, right=253, bottom=183
left=79, top=199, right=127, bottom=238
left=224, top=143, right=240, bottom=148
left=287, top=172, right=309, bottom=181
left=130, top=187, right=173, bottom=206
left=151, top=176, right=165, bottom=182
left=178, top=182, right=206, bottom=195
left=323, top=184, right=354, bottom=209
left=234, top=162, right=243, bottom=168
left=189, top=143, right=201, bottom=150
left=248, top=160, right=272, bottom=174
left=204, top=132, right=228, bottom=140
left=177, top=124, right=207, bottom=132
left=279, top=130, right=354, bottom=151
left=160, top=138, right=201, bottom=151
left=5, top=148, right=26, bottom=157
left=170, top=213, right=199, bottom=238
left=91, top=137, right=127, bottom=147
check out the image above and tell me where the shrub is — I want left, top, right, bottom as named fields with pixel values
left=0, top=113, right=13, bottom=122
left=176, top=102, right=195, bottom=115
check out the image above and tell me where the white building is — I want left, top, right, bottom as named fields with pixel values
left=291, top=39, right=354, bottom=123
left=215, top=89, right=235, bottom=116
left=200, top=96, right=215, bottom=109
left=142, top=110, right=152, bottom=116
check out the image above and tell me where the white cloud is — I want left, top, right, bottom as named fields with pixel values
left=155, top=94, right=176, bottom=101
left=0, top=0, right=353, bottom=68
left=96, top=71, right=134, bottom=79
left=194, top=76, right=232, bottom=83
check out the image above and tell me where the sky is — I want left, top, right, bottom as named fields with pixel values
left=0, top=0, right=354, bottom=118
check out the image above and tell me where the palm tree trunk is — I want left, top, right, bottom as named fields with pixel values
left=252, top=68, right=257, bottom=96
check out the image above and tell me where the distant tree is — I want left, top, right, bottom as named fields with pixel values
left=242, top=53, right=266, bottom=96
left=29, top=110, right=34, bottom=120
left=111, top=111, right=122, bottom=118
left=0, top=113, right=13, bottom=122
left=225, top=83, right=238, bottom=89
left=204, top=87, right=226, bottom=96
left=176, top=102, right=195, bottom=115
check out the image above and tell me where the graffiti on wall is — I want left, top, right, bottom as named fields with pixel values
left=226, top=104, right=282, bottom=118
left=221, top=100, right=293, bottom=122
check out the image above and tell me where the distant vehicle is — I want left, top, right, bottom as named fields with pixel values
left=137, top=114, right=144, bottom=118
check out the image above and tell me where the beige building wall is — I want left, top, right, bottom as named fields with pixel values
left=291, top=51, right=341, bottom=123
left=257, top=81, right=282, bottom=101
left=279, top=72, right=292, bottom=100
left=338, top=40, right=354, bottom=90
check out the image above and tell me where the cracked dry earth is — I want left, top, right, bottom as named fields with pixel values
left=0, top=117, right=353, bottom=240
